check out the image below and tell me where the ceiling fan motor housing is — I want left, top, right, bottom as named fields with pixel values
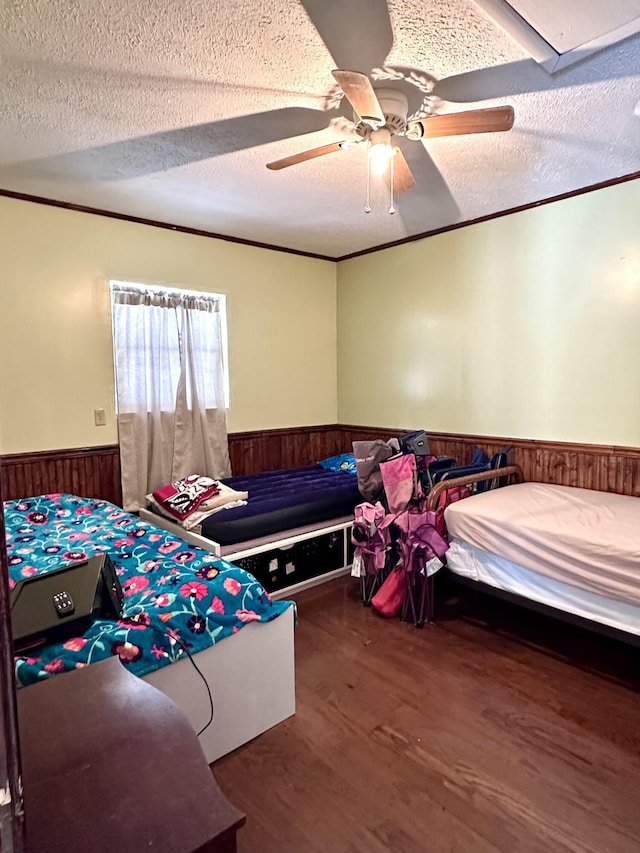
left=354, top=88, right=409, bottom=136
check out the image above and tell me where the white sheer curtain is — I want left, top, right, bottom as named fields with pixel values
left=111, top=283, right=231, bottom=511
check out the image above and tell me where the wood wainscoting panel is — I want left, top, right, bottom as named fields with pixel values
left=2, top=426, right=637, bottom=506
left=1, top=445, right=122, bottom=506
left=338, top=425, right=640, bottom=498
left=0, top=426, right=343, bottom=506
left=427, top=432, right=640, bottom=498
left=228, top=425, right=343, bottom=476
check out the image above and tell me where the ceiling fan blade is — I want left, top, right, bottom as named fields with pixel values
left=411, top=106, right=514, bottom=139
left=393, top=139, right=460, bottom=232
left=300, top=0, right=393, bottom=76
left=384, top=147, right=416, bottom=194
left=332, top=70, right=385, bottom=126
left=267, top=142, right=346, bottom=170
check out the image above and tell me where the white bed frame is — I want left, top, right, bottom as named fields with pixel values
left=137, top=509, right=355, bottom=763
left=144, top=604, right=295, bottom=764
left=139, top=508, right=354, bottom=599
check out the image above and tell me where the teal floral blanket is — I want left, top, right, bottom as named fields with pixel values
left=5, top=493, right=293, bottom=686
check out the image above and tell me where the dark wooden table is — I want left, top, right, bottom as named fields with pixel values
left=18, top=656, right=245, bottom=853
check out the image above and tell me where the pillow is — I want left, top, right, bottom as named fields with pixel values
left=318, top=453, right=357, bottom=474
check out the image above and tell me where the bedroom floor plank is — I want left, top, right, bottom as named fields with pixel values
left=214, top=578, right=640, bottom=853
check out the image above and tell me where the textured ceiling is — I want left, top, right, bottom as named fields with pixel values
left=0, top=0, right=639, bottom=258
left=507, top=0, right=640, bottom=52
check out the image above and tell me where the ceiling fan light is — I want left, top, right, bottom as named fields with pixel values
left=369, top=142, right=395, bottom=160
left=368, top=126, right=394, bottom=170
left=368, top=141, right=396, bottom=174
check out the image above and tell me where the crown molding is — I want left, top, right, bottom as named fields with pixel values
left=336, top=169, right=640, bottom=261
left=2, top=168, right=639, bottom=263
left=0, top=189, right=335, bottom=262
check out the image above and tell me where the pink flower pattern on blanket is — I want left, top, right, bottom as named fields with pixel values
left=211, top=596, right=225, bottom=614
left=123, top=576, right=150, bottom=597
left=63, top=638, right=88, bottom=652
left=5, top=493, right=293, bottom=687
left=223, top=578, right=242, bottom=596
left=112, top=641, right=142, bottom=663
left=180, top=581, right=208, bottom=600
left=236, top=610, right=261, bottom=623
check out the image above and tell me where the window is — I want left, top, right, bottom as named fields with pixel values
left=109, top=280, right=231, bottom=510
left=109, top=280, right=230, bottom=411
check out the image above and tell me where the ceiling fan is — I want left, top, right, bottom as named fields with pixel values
left=267, top=69, right=514, bottom=212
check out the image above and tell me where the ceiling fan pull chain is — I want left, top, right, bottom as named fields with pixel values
left=365, top=145, right=372, bottom=213
left=388, top=154, right=396, bottom=215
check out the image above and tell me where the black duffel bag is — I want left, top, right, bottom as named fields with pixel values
left=399, top=429, right=430, bottom=456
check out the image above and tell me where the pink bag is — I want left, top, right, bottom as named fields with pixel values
left=371, top=568, right=407, bottom=618
left=380, top=454, right=419, bottom=513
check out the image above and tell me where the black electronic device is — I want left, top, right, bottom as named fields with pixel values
left=10, top=554, right=124, bottom=653
left=52, top=591, right=75, bottom=617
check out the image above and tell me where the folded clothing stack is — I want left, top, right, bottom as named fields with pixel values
left=147, top=474, right=248, bottom=530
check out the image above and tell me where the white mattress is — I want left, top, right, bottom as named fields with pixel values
left=444, top=482, right=640, bottom=607
left=446, top=536, right=640, bottom=637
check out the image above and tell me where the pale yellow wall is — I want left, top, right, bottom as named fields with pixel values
left=337, top=179, right=640, bottom=446
left=0, top=197, right=337, bottom=454
left=4, top=179, right=639, bottom=456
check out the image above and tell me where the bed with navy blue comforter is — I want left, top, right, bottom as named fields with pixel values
left=197, top=464, right=362, bottom=546
left=5, top=493, right=293, bottom=686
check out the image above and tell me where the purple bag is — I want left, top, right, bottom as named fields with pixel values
left=380, top=454, right=419, bottom=513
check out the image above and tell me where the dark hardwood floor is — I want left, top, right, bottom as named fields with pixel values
left=214, top=577, right=640, bottom=853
